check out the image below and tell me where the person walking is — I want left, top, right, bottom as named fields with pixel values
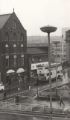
left=59, top=95, right=65, bottom=107
left=3, top=91, right=6, bottom=100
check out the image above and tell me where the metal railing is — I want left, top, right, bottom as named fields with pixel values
left=0, top=101, right=70, bottom=115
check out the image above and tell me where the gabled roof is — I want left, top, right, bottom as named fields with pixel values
left=0, top=12, right=26, bottom=31
left=0, top=13, right=11, bottom=29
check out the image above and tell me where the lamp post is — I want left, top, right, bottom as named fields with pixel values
left=37, top=74, right=39, bottom=98
left=40, top=25, right=57, bottom=120
left=53, top=41, right=59, bottom=95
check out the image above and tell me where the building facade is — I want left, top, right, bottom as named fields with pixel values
left=66, top=30, right=70, bottom=62
left=51, top=41, right=62, bottom=63
left=50, top=35, right=67, bottom=63
left=61, top=28, right=70, bottom=62
left=0, top=12, right=27, bottom=90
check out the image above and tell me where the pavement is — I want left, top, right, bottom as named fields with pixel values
left=0, top=108, right=70, bottom=120
left=0, top=79, right=70, bottom=120
left=0, top=80, right=69, bottom=108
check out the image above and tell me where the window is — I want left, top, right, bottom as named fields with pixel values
left=13, top=55, right=17, bottom=58
left=13, top=44, right=16, bottom=47
left=21, top=44, right=24, bottom=47
left=21, top=54, right=24, bottom=57
left=13, top=55, right=17, bottom=66
left=6, top=55, right=9, bottom=59
left=5, top=44, right=8, bottom=48
left=21, top=55, right=24, bottom=65
left=5, top=55, right=9, bottom=67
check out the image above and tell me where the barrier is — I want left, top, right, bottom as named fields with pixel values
left=0, top=101, right=70, bottom=118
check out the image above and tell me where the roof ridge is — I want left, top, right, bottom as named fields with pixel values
left=0, top=13, right=12, bottom=16
left=0, top=12, right=13, bottom=30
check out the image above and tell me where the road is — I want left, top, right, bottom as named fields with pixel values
left=0, top=79, right=68, bottom=102
left=0, top=110, right=69, bottom=120
left=38, top=80, right=69, bottom=93
left=0, top=80, right=69, bottom=120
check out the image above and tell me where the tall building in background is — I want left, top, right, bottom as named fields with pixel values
left=62, top=27, right=70, bottom=40
left=65, top=30, right=70, bottom=79
left=51, top=40, right=62, bottom=63
left=66, top=30, right=70, bottom=62
left=61, top=28, right=70, bottom=62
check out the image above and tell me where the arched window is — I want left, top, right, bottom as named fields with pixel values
left=5, top=44, right=8, bottom=48
left=13, top=44, right=16, bottom=47
left=21, top=54, right=24, bottom=65
left=5, top=55, right=9, bottom=67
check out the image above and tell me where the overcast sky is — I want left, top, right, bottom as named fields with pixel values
left=0, top=0, right=70, bottom=36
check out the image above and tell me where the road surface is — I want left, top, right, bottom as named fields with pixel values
left=0, top=110, right=69, bottom=120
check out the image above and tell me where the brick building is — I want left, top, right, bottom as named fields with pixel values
left=0, top=11, right=49, bottom=92
left=0, top=12, right=27, bottom=90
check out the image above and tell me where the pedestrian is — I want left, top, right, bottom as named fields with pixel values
left=15, top=94, right=19, bottom=105
left=59, top=95, right=65, bottom=107
left=3, top=91, right=6, bottom=100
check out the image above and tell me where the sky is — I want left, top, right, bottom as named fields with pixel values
left=0, top=0, right=70, bottom=36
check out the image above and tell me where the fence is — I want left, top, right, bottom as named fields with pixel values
left=0, top=101, right=70, bottom=116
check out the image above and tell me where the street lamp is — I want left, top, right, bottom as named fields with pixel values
left=53, top=41, right=59, bottom=96
left=40, top=25, right=57, bottom=120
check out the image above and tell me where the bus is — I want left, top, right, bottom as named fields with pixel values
left=31, top=62, right=63, bottom=82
